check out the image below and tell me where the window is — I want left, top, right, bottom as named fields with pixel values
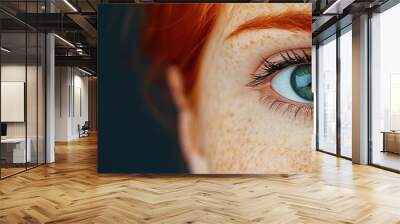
left=317, top=35, right=337, bottom=154
left=339, top=26, right=352, bottom=158
left=370, top=3, right=400, bottom=171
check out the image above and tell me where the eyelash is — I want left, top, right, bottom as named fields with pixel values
left=247, top=49, right=313, bottom=120
left=247, top=49, right=311, bottom=87
left=260, top=95, right=313, bottom=120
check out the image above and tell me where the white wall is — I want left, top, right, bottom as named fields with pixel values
left=1, top=65, right=27, bottom=140
left=71, top=73, right=89, bottom=138
left=1, top=65, right=41, bottom=137
left=1, top=64, right=25, bottom=137
left=55, top=66, right=70, bottom=141
left=55, top=67, right=89, bottom=141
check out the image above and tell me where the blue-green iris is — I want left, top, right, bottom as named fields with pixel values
left=271, top=64, right=313, bottom=104
left=290, top=64, right=313, bottom=102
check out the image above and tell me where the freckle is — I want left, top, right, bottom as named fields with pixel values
left=292, top=33, right=301, bottom=39
left=228, top=112, right=235, bottom=117
left=241, top=42, right=251, bottom=50
left=247, top=118, right=252, bottom=123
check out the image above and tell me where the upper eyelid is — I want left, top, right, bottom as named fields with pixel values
left=251, top=48, right=311, bottom=74
left=246, top=49, right=311, bottom=87
left=278, top=49, right=311, bottom=62
left=259, top=49, right=311, bottom=73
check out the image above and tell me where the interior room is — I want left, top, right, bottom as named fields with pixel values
left=0, top=0, right=400, bottom=223
left=0, top=0, right=96, bottom=179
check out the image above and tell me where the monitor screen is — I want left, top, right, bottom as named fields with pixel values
left=1, top=123, right=7, bottom=137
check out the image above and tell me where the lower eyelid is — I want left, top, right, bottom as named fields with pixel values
left=257, top=83, right=313, bottom=120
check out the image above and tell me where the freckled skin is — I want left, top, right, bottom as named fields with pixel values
left=194, top=4, right=313, bottom=173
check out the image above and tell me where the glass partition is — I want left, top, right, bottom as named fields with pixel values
left=38, top=32, right=45, bottom=165
left=37, top=0, right=46, bottom=166
left=27, top=30, right=37, bottom=169
left=0, top=1, right=46, bottom=179
left=1, top=30, right=28, bottom=177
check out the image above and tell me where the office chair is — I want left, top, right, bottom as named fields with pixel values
left=79, top=121, right=90, bottom=138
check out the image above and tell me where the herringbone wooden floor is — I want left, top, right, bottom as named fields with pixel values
left=1, top=134, right=400, bottom=224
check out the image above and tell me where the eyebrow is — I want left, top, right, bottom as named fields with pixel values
left=227, top=11, right=311, bottom=39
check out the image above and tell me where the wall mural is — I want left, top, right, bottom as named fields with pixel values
left=98, top=3, right=313, bottom=174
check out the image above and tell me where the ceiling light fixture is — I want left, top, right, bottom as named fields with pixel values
left=54, top=34, right=75, bottom=48
left=63, top=0, right=78, bottom=12
left=1, top=47, right=11, bottom=53
left=76, top=48, right=85, bottom=56
left=323, top=0, right=355, bottom=15
left=78, top=67, right=93, bottom=76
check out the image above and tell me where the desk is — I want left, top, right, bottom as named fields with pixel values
left=1, top=138, right=31, bottom=163
left=382, top=131, right=400, bottom=154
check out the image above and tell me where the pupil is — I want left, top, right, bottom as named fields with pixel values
left=290, top=64, right=313, bottom=101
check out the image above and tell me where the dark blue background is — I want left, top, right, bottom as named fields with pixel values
left=97, top=5, right=188, bottom=173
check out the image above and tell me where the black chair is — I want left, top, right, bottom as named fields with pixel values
left=78, top=121, right=90, bottom=138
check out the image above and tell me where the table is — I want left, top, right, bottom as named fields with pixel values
left=381, top=131, right=400, bottom=154
left=1, top=138, right=31, bottom=163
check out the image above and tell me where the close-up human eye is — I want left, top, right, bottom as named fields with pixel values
left=247, top=48, right=313, bottom=118
left=272, top=63, right=313, bottom=104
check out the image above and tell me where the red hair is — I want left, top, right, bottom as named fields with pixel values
left=143, top=4, right=220, bottom=97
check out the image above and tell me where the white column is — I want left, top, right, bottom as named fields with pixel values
left=46, top=0, right=55, bottom=163
left=352, top=14, right=369, bottom=164
left=46, top=33, right=55, bottom=163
